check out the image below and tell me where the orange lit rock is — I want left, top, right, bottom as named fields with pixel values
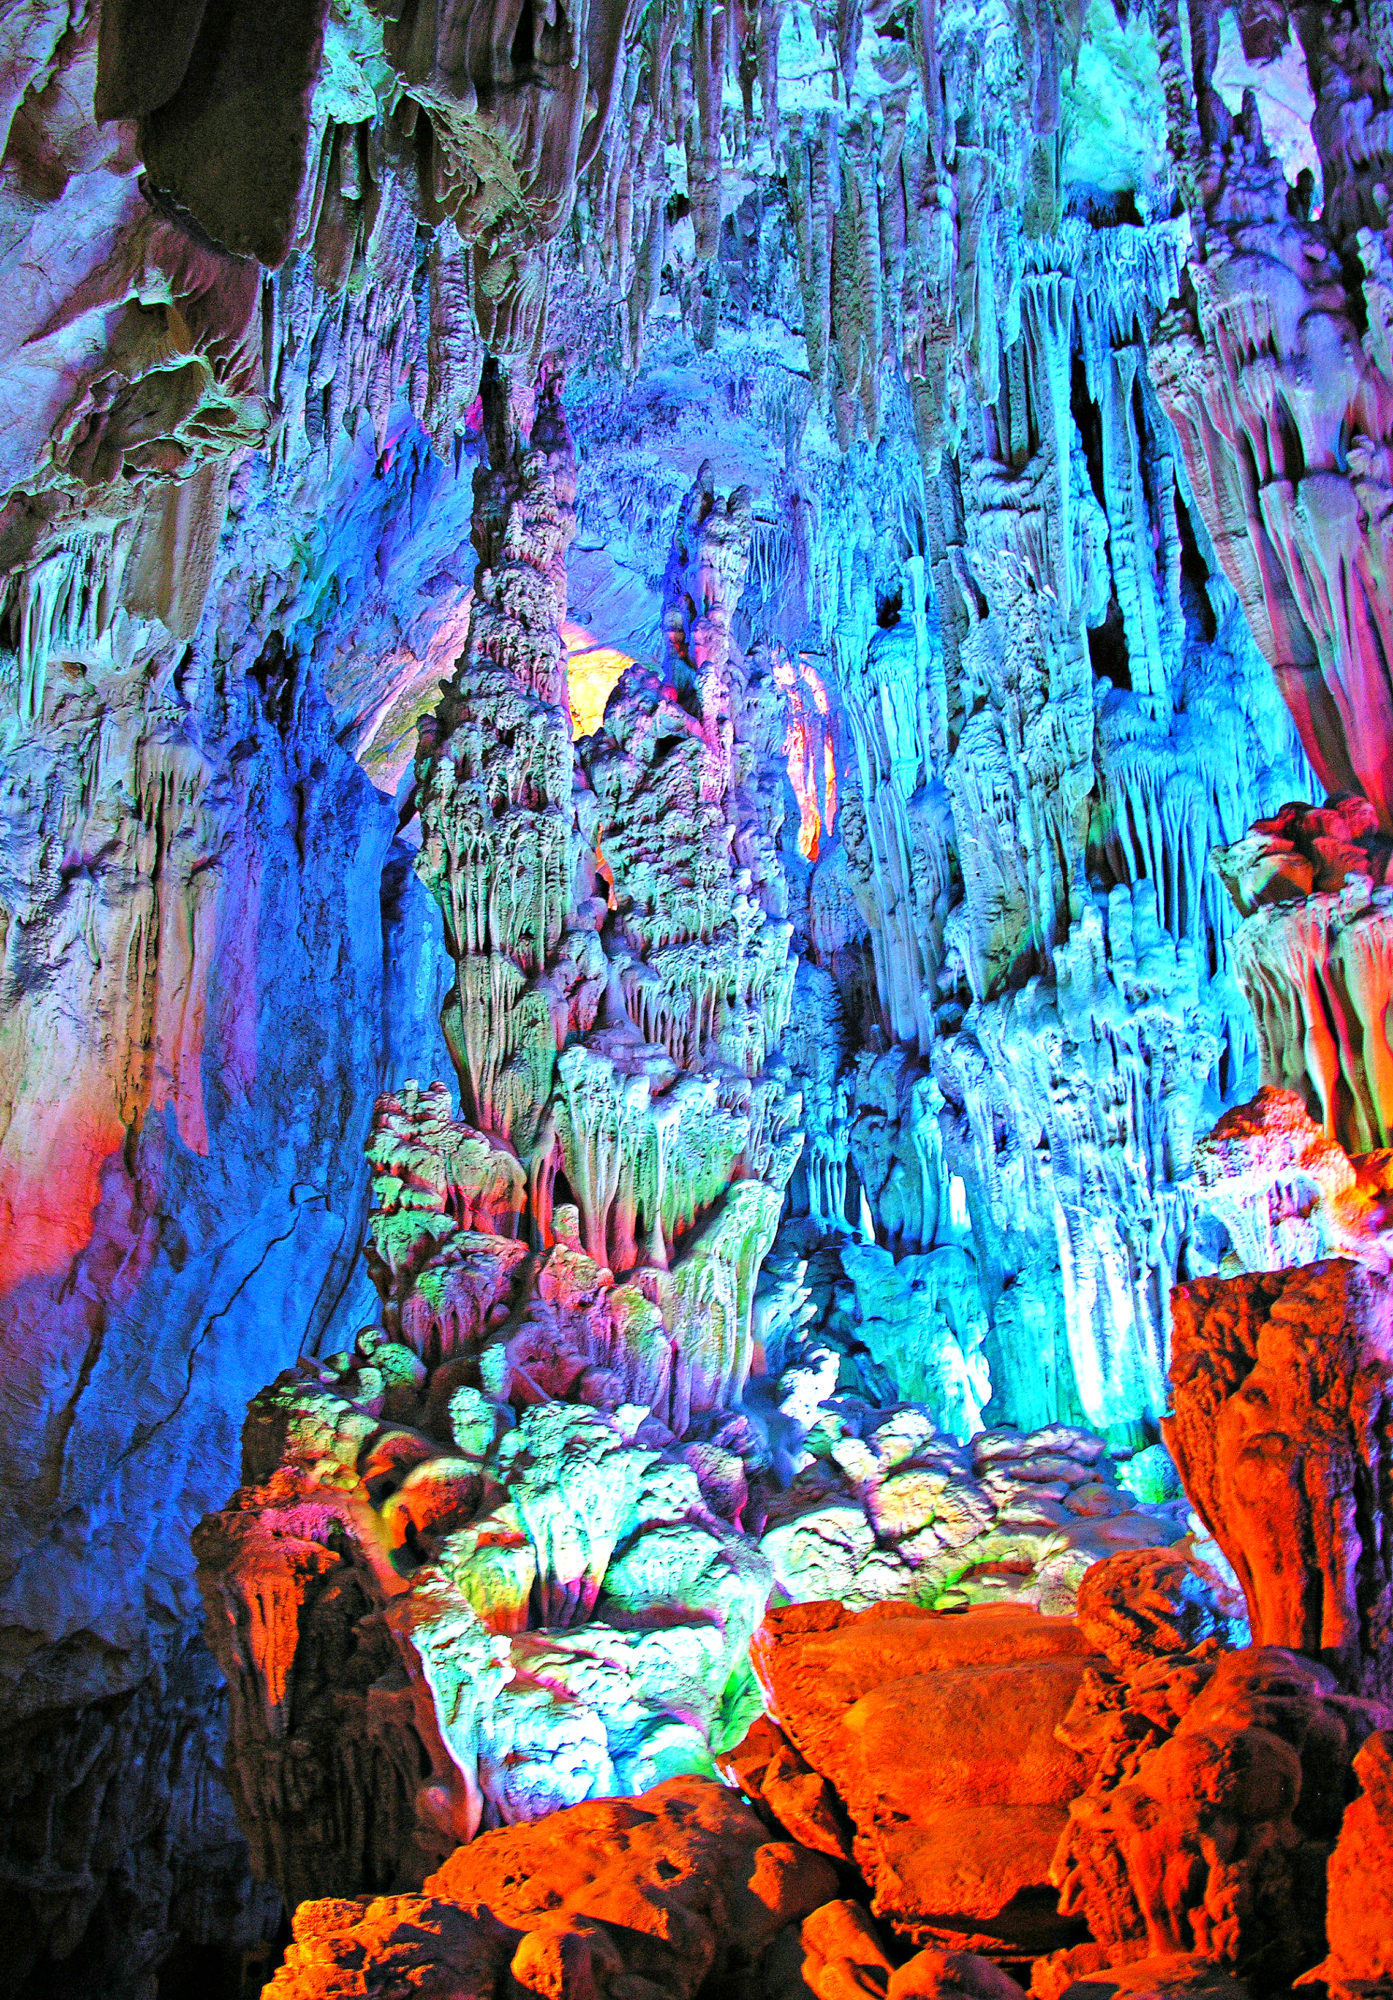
left=751, top=1599, right=1100, bottom=1953
left=798, top=1898, right=896, bottom=1999
left=1166, top=1260, right=1393, bottom=1702
left=1052, top=1644, right=1390, bottom=1981
left=262, top=1894, right=518, bottom=2000
left=890, top=1949, right=1031, bottom=2000
left=1311, top=1728, right=1393, bottom=1991
left=264, top=1774, right=839, bottom=2000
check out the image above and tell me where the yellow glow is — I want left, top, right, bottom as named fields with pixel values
left=563, top=621, right=632, bottom=737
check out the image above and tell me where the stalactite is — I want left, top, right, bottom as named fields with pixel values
left=688, top=0, right=728, bottom=263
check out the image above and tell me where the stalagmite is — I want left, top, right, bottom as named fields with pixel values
left=415, top=355, right=591, bottom=1173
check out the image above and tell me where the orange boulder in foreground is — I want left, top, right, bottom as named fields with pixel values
left=263, top=1773, right=838, bottom=1999
left=750, top=1599, right=1101, bottom=1954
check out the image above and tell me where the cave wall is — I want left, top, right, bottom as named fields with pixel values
left=0, top=0, right=1379, bottom=1990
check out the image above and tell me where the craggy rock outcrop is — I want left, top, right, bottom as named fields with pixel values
left=1213, top=802, right=1393, bottom=1154
left=1054, top=1645, right=1387, bottom=1982
left=749, top=1598, right=1103, bottom=1955
left=799, top=1901, right=1032, bottom=2000
left=1049, top=1548, right=1390, bottom=1984
left=1310, top=1728, right=1393, bottom=1993
left=1166, top=1260, right=1393, bottom=1702
left=261, top=1773, right=838, bottom=2000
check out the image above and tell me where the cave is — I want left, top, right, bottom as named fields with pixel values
left=3, top=1, right=1393, bottom=1996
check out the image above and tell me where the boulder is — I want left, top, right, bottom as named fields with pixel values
left=798, top=1899, right=897, bottom=1999
left=265, top=1774, right=840, bottom=2000
left=751, top=1599, right=1100, bottom=1953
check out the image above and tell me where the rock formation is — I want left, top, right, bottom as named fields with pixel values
left=1310, top=1727, right=1393, bottom=1993
left=755, top=1411, right=1188, bottom=1615
left=1167, top=1259, right=1393, bottom=1702
left=261, top=1773, right=838, bottom=2000
left=197, top=1335, right=774, bottom=1905
left=1050, top=1557, right=1390, bottom=1984
left=1147, top=4, right=1393, bottom=835
left=1192, top=1086, right=1393, bottom=1276
left=1212, top=802, right=1393, bottom=1155
left=749, top=1599, right=1103, bottom=1956
left=9, top=0, right=1393, bottom=1991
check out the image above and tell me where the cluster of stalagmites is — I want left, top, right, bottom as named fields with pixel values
left=192, top=356, right=1179, bottom=1950
left=196, top=1076, right=1186, bottom=1904
left=200, top=1159, right=1393, bottom=1999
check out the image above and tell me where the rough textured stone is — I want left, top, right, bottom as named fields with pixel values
left=891, top=1951, right=1031, bottom=2000
left=1, top=0, right=1387, bottom=1993
left=1052, top=1637, right=1390, bottom=1980
left=1049, top=1959, right=1249, bottom=2000
left=751, top=1600, right=1100, bottom=1954
left=798, top=1899, right=897, bottom=1999
left=1167, top=1260, right=1393, bottom=1701
left=1310, top=1728, right=1393, bottom=1991
left=264, top=1775, right=838, bottom=2000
